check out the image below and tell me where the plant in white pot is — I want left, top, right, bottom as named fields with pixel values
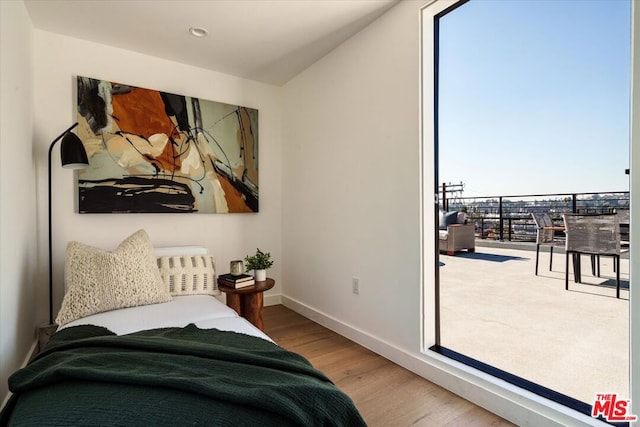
left=244, top=248, right=273, bottom=282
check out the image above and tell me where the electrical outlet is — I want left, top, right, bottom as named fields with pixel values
left=352, top=277, right=360, bottom=295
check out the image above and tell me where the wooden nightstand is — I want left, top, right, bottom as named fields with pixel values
left=217, top=278, right=275, bottom=331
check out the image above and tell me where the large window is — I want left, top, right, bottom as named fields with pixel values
left=429, top=0, right=631, bottom=419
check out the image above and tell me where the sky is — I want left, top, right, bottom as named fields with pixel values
left=437, top=0, right=631, bottom=198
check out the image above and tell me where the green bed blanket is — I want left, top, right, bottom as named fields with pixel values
left=0, top=324, right=366, bottom=426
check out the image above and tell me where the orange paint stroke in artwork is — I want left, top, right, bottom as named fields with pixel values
left=111, top=87, right=177, bottom=140
left=216, top=172, right=252, bottom=213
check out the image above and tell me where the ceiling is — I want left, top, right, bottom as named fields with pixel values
left=23, top=0, right=398, bottom=86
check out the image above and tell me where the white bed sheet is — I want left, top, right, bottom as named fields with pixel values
left=195, top=317, right=272, bottom=341
left=59, top=295, right=270, bottom=341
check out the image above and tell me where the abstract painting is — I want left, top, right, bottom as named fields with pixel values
left=75, top=76, right=258, bottom=213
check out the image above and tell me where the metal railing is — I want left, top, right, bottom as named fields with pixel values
left=442, top=191, right=630, bottom=242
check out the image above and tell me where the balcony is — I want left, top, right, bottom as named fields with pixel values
left=438, top=191, right=630, bottom=410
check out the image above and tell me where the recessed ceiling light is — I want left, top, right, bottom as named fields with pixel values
left=188, top=27, right=208, bottom=38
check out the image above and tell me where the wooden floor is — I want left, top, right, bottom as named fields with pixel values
left=263, top=305, right=515, bottom=427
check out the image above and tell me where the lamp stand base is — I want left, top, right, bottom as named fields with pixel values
left=37, top=324, right=58, bottom=353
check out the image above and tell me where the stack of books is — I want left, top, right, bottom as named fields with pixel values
left=218, top=273, right=255, bottom=288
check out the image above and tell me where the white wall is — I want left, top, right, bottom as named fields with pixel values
left=0, top=1, right=37, bottom=402
left=32, top=31, right=283, bottom=324
left=282, top=0, right=423, bottom=351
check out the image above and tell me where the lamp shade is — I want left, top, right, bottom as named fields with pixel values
left=60, top=132, right=89, bottom=169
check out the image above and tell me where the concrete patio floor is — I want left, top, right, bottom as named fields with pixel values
left=439, top=241, right=630, bottom=405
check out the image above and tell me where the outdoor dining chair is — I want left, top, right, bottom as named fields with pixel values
left=616, top=208, right=630, bottom=249
left=531, top=212, right=564, bottom=275
left=562, top=213, right=622, bottom=298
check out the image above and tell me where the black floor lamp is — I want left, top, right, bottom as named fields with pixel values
left=48, top=123, right=89, bottom=325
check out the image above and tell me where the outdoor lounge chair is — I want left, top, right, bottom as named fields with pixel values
left=438, top=211, right=475, bottom=255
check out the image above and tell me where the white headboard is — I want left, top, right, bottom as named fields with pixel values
left=154, top=246, right=208, bottom=257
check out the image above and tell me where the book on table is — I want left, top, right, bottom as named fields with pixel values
left=219, top=273, right=253, bottom=282
left=218, top=273, right=255, bottom=288
left=219, top=278, right=255, bottom=288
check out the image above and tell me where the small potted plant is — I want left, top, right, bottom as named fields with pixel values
left=244, top=248, right=273, bottom=282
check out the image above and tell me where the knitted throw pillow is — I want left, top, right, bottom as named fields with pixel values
left=157, top=255, right=219, bottom=296
left=56, top=229, right=172, bottom=326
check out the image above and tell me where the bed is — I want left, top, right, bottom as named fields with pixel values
left=0, top=230, right=365, bottom=426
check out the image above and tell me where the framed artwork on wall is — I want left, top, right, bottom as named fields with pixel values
left=75, top=76, right=259, bottom=213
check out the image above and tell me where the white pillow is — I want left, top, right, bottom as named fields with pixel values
left=56, top=229, right=172, bottom=326
left=157, top=255, right=220, bottom=296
